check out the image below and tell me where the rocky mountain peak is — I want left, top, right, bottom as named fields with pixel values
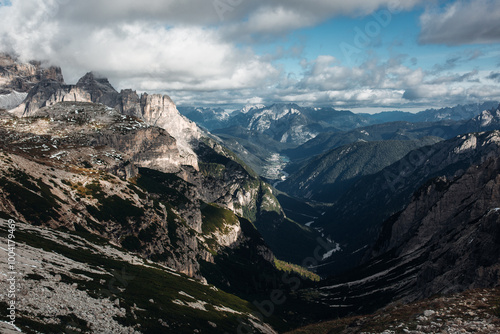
left=240, top=103, right=266, bottom=114
left=7, top=70, right=202, bottom=170
left=75, top=71, right=119, bottom=106
left=76, top=72, right=116, bottom=92
left=461, top=104, right=500, bottom=132
left=0, top=53, right=64, bottom=95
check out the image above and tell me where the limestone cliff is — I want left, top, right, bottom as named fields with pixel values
left=11, top=72, right=200, bottom=170
left=0, top=53, right=63, bottom=94
left=1, top=62, right=286, bottom=286
left=8, top=71, right=284, bottom=224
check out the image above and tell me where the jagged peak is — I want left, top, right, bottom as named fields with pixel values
left=76, top=71, right=117, bottom=92
left=77, top=71, right=105, bottom=82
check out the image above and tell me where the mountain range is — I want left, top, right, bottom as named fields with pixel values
left=178, top=101, right=498, bottom=180
left=1, top=54, right=499, bottom=333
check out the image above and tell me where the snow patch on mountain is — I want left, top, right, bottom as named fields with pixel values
left=0, top=91, right=27, bottom=109
left=241, top=104, right=265, bottom=114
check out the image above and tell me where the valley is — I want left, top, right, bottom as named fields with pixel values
left=1, top=52, right=500, bottom=334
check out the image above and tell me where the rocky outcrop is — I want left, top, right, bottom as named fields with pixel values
left=0, top=101, right=277, bottom=281
left=289, top=287, right=500, bottom=334
left=10, top=80, right=72, bottom=116
left=0, top=53, right=63, bottom=94
left=2, top=62, right=284, bottom=231
left=10, top=72, right=201, bottom=170
left=136, top=92, right=200, bottom=169
left=92, top=126, right=184, bottom=173
left=75, top=72, right=120, bottom=106
left=0, top=219, right=277, bottom=334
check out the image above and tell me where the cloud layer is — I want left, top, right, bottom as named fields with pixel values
left=419, top=0, right=500, bottom=45
left=0, top=0, right=499, bottom=110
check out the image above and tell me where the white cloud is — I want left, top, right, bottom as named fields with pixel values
left=419, top=0, right=500, bottom=45
left=0, top=0, right=498, bottom=110
left=0, top=0, right=280, bottom=92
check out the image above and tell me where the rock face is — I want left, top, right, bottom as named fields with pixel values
left=313, top=131, right=500, bottom=316
left=374, top=154, right=500, bottom=299
left=0, top=101, right=276, bottom=280
left=0, top=53, right=64, bottom=94
left=3, top=63, right=284, bottom=248
left=11, top=71, right=200, bottom=170
left=313, top=130, right=500, bottom=276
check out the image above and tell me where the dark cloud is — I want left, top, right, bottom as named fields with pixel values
left=402, top=88, right=421, bottom=101
left=432, top=57, right=460, bottom=73
left=466, top=49, right=484, bottom=60
left=487, top=72, right=500, bottom=82
left=419, top=0, right=500, bottom=45
left=426, top=70, right=479, bottom=85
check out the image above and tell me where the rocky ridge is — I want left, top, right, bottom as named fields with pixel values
left=5, top=67, right=285, bottom=224
left=0, top=100, right=281, bottom=279
left=372, top=145, right=500, bottom=301
left=278, top=137, right=441, bottom=201
left=0, top=53, right=63, bottom=95
left=10, top=72, right=200, bottom=170
left=311, top=130, right=500, bottom=275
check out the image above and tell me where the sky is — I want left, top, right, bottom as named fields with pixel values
left=0, top=0, right=500, bottom=112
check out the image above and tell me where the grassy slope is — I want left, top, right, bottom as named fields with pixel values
left=0, top=219, right=269, bottom=334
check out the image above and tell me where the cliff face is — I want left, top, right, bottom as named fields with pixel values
left=0, top=101, right=275, bottom=280
left=374, top=153, right=500, bottom=299
left=0, top=53, right=64, bottom=94
left=11, top=72, right=200, bottom=170
left=314, top=132, right=500, bottom=315
left=312, top=129, right=500, bottom=276
left=8, top=70, right=284, bottom=224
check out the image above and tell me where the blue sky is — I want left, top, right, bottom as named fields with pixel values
left=1, top=0, right=500, bottom=112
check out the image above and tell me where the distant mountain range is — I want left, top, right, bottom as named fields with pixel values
left=180, top=101, right=499, bottom=136
left=179, top=101, right=499, bottom=180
